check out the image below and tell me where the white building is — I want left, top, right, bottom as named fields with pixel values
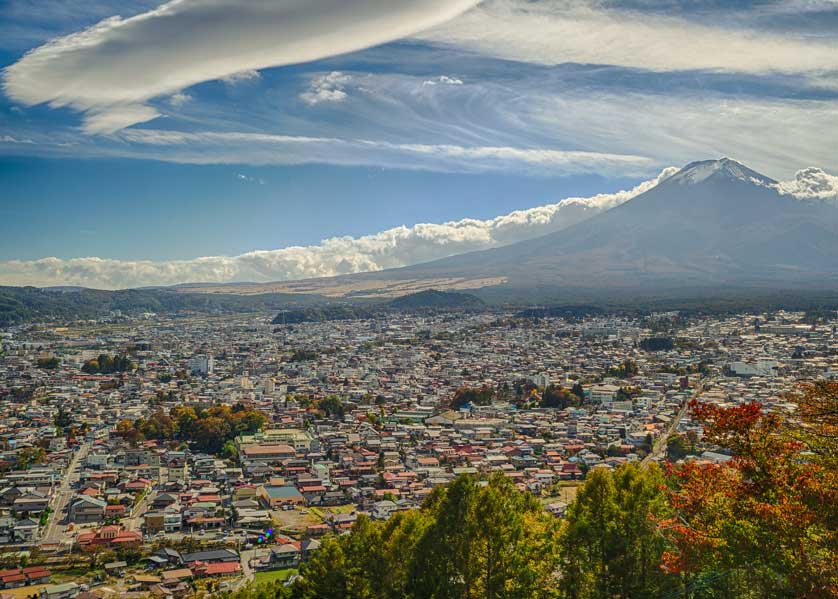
left=727, top=359, right=779, bottom=378
left=590, top=384, right=621, bottom=403
left=188, top=354, right=214, bottom=376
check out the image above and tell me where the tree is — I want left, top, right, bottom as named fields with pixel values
left=54, top=406, right=72, bottom=429
left=608, top=360, right=639, bottom=379
left=16, top=447, right=46, bottom=470
left=571, top=382, right=586, bottom=403
left=292, top=474, right=556, bottom=599
left=115, top=418, right=144, bottom=446
left=541, top=385, right=579, bottom=409
left=293, top=535, right=349, bottom=599
left=639, top=337, right=674, bottom=352
left=82, top=353, right=133, bottom=374
left=221, top=440, right=238, bottom=460
left=559, top=463, right=676, bottom=599
left=192, top=416, right=231, bottom=454
left=450, top=386, right=494, bottom=410
left=317, top=396, right=345, bottom=420
left=37, top=356, right=60, bottom=370
left=138, top=409, right=176, bottom=440
left=410, top=473, right=557, bottom=599
left=665, top=434, right=691, bottom=461
left=660, top=395, right=838, bottom=598
left=171, top=405, right=198, bottom=438
left=288, top=349, right=317, bottom=362
left=786, top=380, right=838, bottom=469
left=81, top=359, right=100, bottom=374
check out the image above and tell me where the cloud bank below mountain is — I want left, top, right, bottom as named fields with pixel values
left=0, top=168, right=679, bottom=289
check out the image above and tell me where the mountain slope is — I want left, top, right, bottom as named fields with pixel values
left=377, top=158, right=838, bottom=290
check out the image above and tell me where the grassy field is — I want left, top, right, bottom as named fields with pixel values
left=541, top=482, right=581, bottom=506
left=326, top=504, right=357, bottom=515
left=254, top=569, right=297, bottom=586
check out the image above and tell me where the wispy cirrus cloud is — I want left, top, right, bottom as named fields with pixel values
left=2, top=0, right=480, bottom=133
left=112, top=129, right=658, bottom=177
left=421, top=0, right=838, bottom=76
left=0, top=167, right=679, bottom=289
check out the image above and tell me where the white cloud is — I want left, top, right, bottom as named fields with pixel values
left=236, top=173, right=265, bottom=185
left=79, top=104, right=161, bottom=135
left=221, top=69, right=261, bottom=85
left=4, top=164, right=836, bottom=289
left=167, top=92, right=192, bottom=107
left=300, top=72, right=352, bottom=106
left=2, top=0, right=480, bottom=132
left=519, top=92, right=838, bottom=179
left=114, top=129, right=657, bottom=177
left=0, top=167, right=679, bottom=289
left=421, top=0, right=838, bottom=75
left=774, top=167, right=838, bottom=201
left=423, top=75, right=463, bottom=86
left=0, top=134, right=34, bottom=144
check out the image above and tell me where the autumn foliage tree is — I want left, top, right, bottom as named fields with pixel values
left=450, top=386, right=495, bottom=409
left=660, top=392, right=838, bottom=598
left=114, top=403, right=267, bottom=454
left=541, top=385, right=581, bottom=409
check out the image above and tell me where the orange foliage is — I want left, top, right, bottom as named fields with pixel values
left=661, top=396, right=838, bottom=598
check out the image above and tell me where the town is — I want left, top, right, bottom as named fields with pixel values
left=0, top=307, right=834, bottom=599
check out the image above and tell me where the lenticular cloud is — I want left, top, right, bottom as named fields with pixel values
left=2, top=0, right=479, bottom=133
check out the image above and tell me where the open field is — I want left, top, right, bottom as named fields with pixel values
left=176, top=276, right=506, bottom=299
left=270, top=508, right=321, bottom=535
left=541, top=482, right=581, bottom=506
left=325, top=504, right=357, bottom=515
left=254, top=569, right=297, bottom=586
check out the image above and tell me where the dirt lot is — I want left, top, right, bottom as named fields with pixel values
left=270, top=504, right=358, bottom=536
left=270, top=508, right=322, bottom=536
left=2, top=584, right=53, bottom=599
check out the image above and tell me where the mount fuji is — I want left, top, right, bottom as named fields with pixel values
left=336, top=158, right=838, bottom=295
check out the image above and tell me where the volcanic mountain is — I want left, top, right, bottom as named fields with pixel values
left=172, top=158, right=838, bottom=300
left=341, top=158, right=838, bottom=294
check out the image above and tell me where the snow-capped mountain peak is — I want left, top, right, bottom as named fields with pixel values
left=668, top=157, right=777, bottom=187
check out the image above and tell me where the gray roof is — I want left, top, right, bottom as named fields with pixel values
left=181, top=548, right=239, bottom=563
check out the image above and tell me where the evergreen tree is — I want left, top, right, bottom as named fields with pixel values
left=559, top=463, right=676, bottom=599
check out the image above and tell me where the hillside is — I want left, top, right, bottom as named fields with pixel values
left=0, top=286, right=324, bottom=326
left=271, top=290, right=486, bottom=325
left=386, top=289, right=485, bottom=311
left=372, top=158, right=838, bottom=291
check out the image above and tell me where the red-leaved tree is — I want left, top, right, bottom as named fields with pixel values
left=661, top=392, right=838, bottom=598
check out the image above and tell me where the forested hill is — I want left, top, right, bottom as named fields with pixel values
left=272, top=290, right=486, bottom=324
left=0, top=286, right=322, bottom=326
left=386, top=289, right=485, bottom=311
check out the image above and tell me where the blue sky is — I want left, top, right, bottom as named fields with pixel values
left=1, top=0, right=838, bottom=288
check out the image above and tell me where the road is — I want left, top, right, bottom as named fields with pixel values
left=642, top=381, right=706, bottom=467
left=40, top=441, right=90, bottom=545
left=123, top=489, right=155, bottom=532
left=234, top=548, right=260, bottom=590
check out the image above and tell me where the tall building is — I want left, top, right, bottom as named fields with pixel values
left=188, top=354, right=214, bottom=376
